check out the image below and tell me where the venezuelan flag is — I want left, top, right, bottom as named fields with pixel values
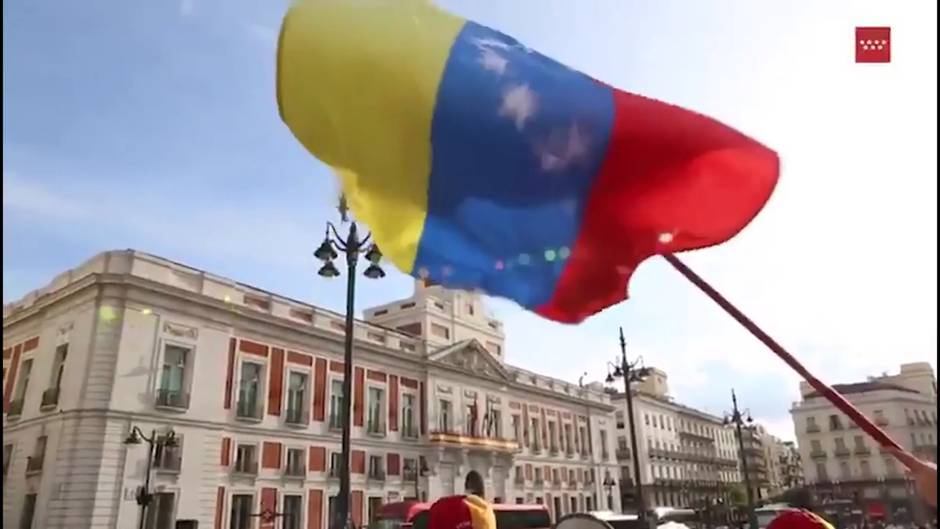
left=277, top=0, right=779, bottom=324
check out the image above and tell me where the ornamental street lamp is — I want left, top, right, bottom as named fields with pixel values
left=722, top=390, right=759, bottom=529
left=124, top=426, right=178, bottom=529
left=605, top=327, right=651, bottom=526
left=315, top=197, right=385, bottom=529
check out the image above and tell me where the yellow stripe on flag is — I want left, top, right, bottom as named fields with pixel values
left=277, top=0, right=465, bottom=272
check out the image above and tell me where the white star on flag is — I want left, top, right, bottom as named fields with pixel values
left=499, top=84, right=538, bottom=131
left=473, top=37, right=511, bottom=50
left=478, top=48, right=508, bottom=75
left=535, top=124, right=589, bottom=171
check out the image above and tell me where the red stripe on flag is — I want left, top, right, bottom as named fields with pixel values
left=538, top=89, right=778, bottom=322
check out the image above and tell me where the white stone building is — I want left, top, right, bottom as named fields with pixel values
left=789, top=363, right=937, bottom=522
left=608, top=369, right=742, bottom=511
left=2, top=250, right=621, bottom=529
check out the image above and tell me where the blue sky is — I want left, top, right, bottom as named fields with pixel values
left=4, top=0, right=936, bottom=440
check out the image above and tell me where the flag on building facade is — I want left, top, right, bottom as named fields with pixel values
left=277, top=0, right=779, bottom=323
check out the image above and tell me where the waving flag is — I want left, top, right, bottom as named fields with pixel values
left=277, top=0, right=779, bottom=323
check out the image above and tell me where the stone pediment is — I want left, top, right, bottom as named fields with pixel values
left=429, top=339, right=512, bottom=382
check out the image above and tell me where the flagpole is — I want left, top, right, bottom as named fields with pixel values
left=660, top=253, right=907, bottom=454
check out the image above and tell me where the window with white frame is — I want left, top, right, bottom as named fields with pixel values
left=286, top=371, right=308, bottom=423
left=439, top=399, right=452, bottom=432
left=144, top=492, right=176, bottom=529
left=237, top=361, right=263, bottom=418
left=330, top=379, right=344, bottom=429
left=283, top=495, right=303, bottom=529
left=230, top=494, right=253, bottom=529
left=286, top=447, right=305, bottom=476
left=402, top=393, right=417, bottom=438
left=157, top=344, right=190, bottom=408
left=367, top=387, right=385, bottom=435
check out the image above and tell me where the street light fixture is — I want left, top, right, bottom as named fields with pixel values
left=124, top=426, right=177, bottom=529
left=722, top=390, right=759, bottom=529
left=604, top=327, right=651, bottom=527
left=314, top=196, right=385, bottom=529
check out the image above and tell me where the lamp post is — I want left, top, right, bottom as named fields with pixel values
left=124, top=426, right=178, bottom=529
left=314, top=197, right=385, bottom=529
left=605, top=327, right=650, bottom=526
left=723, top=390, right=758, bottom=529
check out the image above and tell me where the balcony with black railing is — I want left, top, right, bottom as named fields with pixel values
left=810, top=450, right=828, bottom=460
left=853, top=446, right=871, bottom=456
left=401, top=424, right=419, bottom=440
left=834, top=447, right=851, bottom=458
left=40, top=387, right=60, bottom=410
left=366, top=419, right=386, bottom=438
left=328, top=466, right=341, bottom=480
left=155, top=389, right=190, bottom=411
left=329, top=412, right=343, bottom=432
left=283, top=463, right=306, bottom=480
left=8, top=398, right=24, bottom=418
left=285, top=407, right=309, bottom=427
left=368, top=470, right=386, bottom=483
left=25, top=455, right=44, bottom=474
left=806, top=424, right=821, bottom=433
left=233, top=459, right=258, bottom=476
left=154, top=453, right=182, bottom=474
left=514, top=473, right=525, bottom=484
left=615, top=447, right=632, bottom=460
left=403, top=470, right=418, bottom=482
left=236, top=398, right=263, bottom=422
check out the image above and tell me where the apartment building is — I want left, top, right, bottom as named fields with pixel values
left=608, top=369, right=742, bottom=512
left=2, top=250, right=621, bottom=529
left=790, top=363, right=937, bottom=522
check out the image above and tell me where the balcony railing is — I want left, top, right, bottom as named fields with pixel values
left=8, top=398, right=24, bottom=418
left=616, top=448, right=632, bottom=460
left=580, top=450, right=590, bottom=460
left=565, top=446, right=575, bottom=458
left=403, top=470, right=417, bottom=482
left=834, top=447, right=851, bottom=458
left=806, top=424, right=821, bottom=433
left=329, top=466, right=340, bottom=479
left=285, top=408, right=309, bottom=427
left=284, top=463, right=306, bottom=479
left=428, top=431, right=520, bottom=454
left=514, top=474, right=525, bottom=484
left=366, top=420, right=386, bottom=437
left=810, top=450, right=828, bottom=460
left=368, top=470, right=386, bottom=482
left=154, top=454, right=182, bottom=473
left=233, top=459, right=258, bottom=476
left=401, top=424, right=419, bottom=440
left=235, top=399, right=262, bottom=421
left=155, top=389, right=190, bottom=410
left=533, top=477, right=544, bottom=488
left=549, top=444, right=559, bottom=455
left=26, top=456, right=44, bottom=474
left=40, top=387, right=60, bottom=409
left=853, top=446, right=871, bottom=456
left=329, top=412, right=343, bottom=431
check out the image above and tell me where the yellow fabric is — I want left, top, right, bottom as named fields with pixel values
left=464, top=495, right=496, bottom=529
left=277, top=0, right=466, bottom=273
